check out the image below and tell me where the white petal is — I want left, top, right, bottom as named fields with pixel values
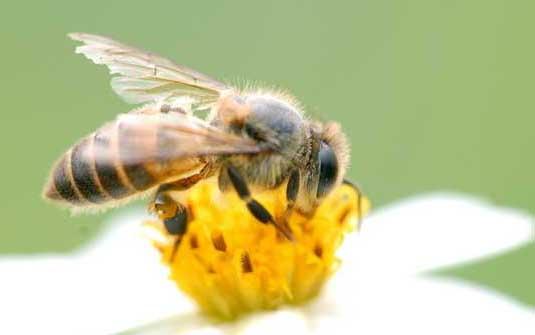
left=1, top=195, right=533, bottom=335
left=124, top=275, right=535, bottom=335
left=311, top=276, right=535, bottom=335
left=0, top=209, right=191, bottom=335
left=342, top=193, right=534, bottom=275
left=233, top=310, right=309, bottom=335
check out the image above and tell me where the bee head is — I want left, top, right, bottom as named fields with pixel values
left=316, top=122, right=349, bottom=198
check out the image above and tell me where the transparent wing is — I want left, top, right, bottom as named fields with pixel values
left=69, top=33, right=231, bottom=109
left=91, top=107, right=265, bottom=166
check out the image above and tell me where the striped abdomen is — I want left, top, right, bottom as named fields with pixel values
left=43, top=119, right=203, bottom=208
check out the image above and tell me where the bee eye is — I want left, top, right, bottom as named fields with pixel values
left=317, top=141, right=338, bottom=198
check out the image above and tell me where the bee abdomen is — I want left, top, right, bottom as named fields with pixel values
left=44, top=121, right=157, bottom=206
left=116, top=119, right=157, bottom=191
left=44, top=134, right=119, bottom=206
left=69, top=136, right=108, bottom=204
left=44, top=154, right=85, bottom=205
left=43, top=116, right=201, bottom=208
left=93, top=124, right=137, bottom=199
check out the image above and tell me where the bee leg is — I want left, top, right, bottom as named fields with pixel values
left=148, top=164, right=216, bottom=260
left=280, top=170, right=300, bottom=228
left=342, top=179, right=364, bottom=229
left=226, top=165, right=294, bottom=241
left=151, top=190, right=189, bottom=262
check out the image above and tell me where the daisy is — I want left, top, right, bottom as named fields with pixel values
left=0, top=187, right=532, bottom=334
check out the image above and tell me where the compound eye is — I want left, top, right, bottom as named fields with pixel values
left=317, top=141, right=339, bottom=198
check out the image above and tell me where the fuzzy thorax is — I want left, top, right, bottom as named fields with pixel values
left=145, top=179, right=370, bottom=319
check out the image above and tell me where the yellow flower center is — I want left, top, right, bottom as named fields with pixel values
left=145, top=179, right=370, bottom=319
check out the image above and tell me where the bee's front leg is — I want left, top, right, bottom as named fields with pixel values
left=282, top=170, right=300, bottom=223
left=224, top=165, right=294, bottom=241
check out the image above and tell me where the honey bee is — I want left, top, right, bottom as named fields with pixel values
left=43, top=33, right=361, bottom=242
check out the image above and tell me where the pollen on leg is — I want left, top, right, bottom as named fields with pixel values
left=145, top=178, right=371, bottom=319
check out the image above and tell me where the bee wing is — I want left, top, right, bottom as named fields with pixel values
left=91, top=109, right=265, bottom=166
left=69, top=33, right=231, bottom=110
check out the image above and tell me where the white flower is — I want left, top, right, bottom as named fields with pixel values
left=0, top=193, right=533, bottom=335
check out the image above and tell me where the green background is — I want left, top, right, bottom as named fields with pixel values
left=1, top=1, right=533, bottom=305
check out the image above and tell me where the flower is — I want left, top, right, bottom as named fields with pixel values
left=145, top=180, right=370, bottom=319
left=0, top=193, right=533, bottom=334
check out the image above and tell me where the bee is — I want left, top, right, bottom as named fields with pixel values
left=43, top=33, right=361, bottom=243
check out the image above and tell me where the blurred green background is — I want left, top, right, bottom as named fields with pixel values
left=1, top=1, right=533, bottom=305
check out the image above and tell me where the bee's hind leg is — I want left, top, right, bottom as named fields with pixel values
left=152, top=192, right=188, bottom=234
left=150, top=164, right=217, bottom=260
left=224, top=165, right=294, bottom=241
left=150, top=190, right=188, bottom=261
left=150, top=185, right=191, bottom=262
